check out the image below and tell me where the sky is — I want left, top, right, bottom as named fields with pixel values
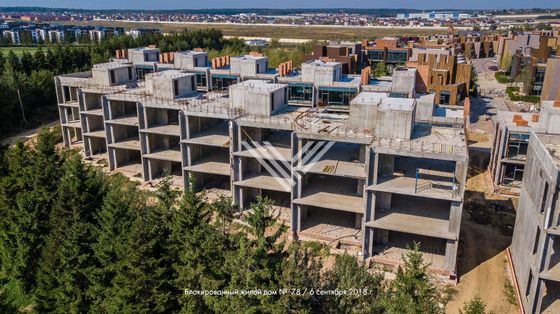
left=0, top=0, right=557, bottom=10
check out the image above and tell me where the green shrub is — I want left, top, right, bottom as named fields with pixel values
left=506, top=86, right=541, bottom=103
left=495, top=72, right=512, bottom=84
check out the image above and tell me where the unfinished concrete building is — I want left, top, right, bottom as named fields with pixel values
left=510, top=132, right=560, bottom=313
left=490, top=101, right=560, bottom=193
left=56, top=47, right=468, bottom=281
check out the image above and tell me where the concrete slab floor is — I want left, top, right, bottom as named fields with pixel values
left=234, top=173, right=291, bottom=193
left=143, top=124, right=181, bottom=136
left=83, top=130, right=106, bottom=138
left=186, top=151, right=230, bottom=176
left=109, top=138, right=141, bottom=150
left=369, top=175, right=459, bottom=202
left=143, top=149, right=182, bottom=163
left=235, top=145, right=292, bottom=162
left=300, top=207, right=362, bottom=244
left=184, top=125, right=230, bottom=147
left=107, top=115, right=139, bottom=126
left=367, top=206, right=454, bottom=240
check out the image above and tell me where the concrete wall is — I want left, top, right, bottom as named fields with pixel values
left=301, top=61, right=342, bottom=85
left=230, top=57, right=268, bottom=77
left=146, top=72, right=196, bottom=100
left=510, top=132, right=560, bottom=313
left=92, top=65, right=135, bottom=86
left=128, top=48, right=159, bottom=64
left=540, top=101, right=560, bottom=135
left=541, top=58, right=560, bottom=101
left=229, top=81, right=288, bottom=116
left=391, top=68, right=417, bottom=96
left=378, top=107, right=415, bottom=140
left=174, top=51, right=208, bottom=70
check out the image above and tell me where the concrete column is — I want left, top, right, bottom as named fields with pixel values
left=291, top=132, right=301, bottom=236
left=363, top=226, right=374, bottom=258
left=205, top=69, right=211, bottom=91
left=61, top=127, right=71, bottom=147
left=102, top=96, right=111, bottom=121
left=493, top=129, right=509, bottom=187
left=448, top=201, right=462, bottom=234
left=443, top=240, right=458, bottom=273
left=355, top=213, right=362, bottom=229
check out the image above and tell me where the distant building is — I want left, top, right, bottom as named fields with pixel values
left=128, top=28, right=161, bottom=39
left=2, top=30, right=20, bottom=44
left=397, top=11, right=471, bottom=20
left=244, top=39, right=267, bottom=46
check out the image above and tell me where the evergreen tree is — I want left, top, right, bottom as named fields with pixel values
left=6, top=50, right=21, bottom=72
left=460, top=296, right=491, bottom=314
left=35, top=155, right=106, bottom=313
left=276, top=242, right=323, bottom=313
left=0, top=129, right=62, bottom=310
left=321, top=254, right=385, bottom=314
left=171, top=182, right=228, bottom=312
left=383, top=243, right=446, bottom=314
left=88, top=175, right=144, bottom=311
left=217, top=197, right=287, bottom=313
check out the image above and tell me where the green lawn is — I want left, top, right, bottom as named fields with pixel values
left=0, top=47, right=39, bottom=56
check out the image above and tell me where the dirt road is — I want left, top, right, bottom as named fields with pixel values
left=1, top=121, right=60, bottom=146
left=446, top=171, right=519, bottom=313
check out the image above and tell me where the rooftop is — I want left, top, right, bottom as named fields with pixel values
left=304, top=59, right=341, bottom=67
left=176, top=50, right=207, bottom=56
left=232, top=54, right=267, bottom=61
left=497, top=110, right=544, bottom=132
left=232, top=79, right=287, bottom=93
left=92, top=61, right=133, bottom=70
left=350, top=92, right=416, bottom=111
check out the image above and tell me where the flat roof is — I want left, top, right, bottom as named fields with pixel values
left=303, top=59, right=341, bottom=67
left=497, top=110, right=544, bottom=132
left=92, top=61, right=133, bottom=70
left=232, top=79, right=286, bottom=93
left=231, top=54, right=267, bottom=61
left=380, top=98, right=416, bottom=111
left=536, top=133, right=560, bottom=169
left=176, top=50, right=207, bottom=56
left=350, top=92, right=415, bottom=111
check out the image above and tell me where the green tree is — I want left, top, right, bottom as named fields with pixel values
left=500, top=52, right=512, bottom=73
left=276, top=242, right=324, bottom=313
left=0, top=129, right=62, bottom=310
left=212, top=194, right=237, bottom=235
left=216, top=197, right=287, bottom=313
left=383, top=243, right=446, bottom=314
left=321, top=254, right=385, bottom=313
left=373, top=61, right=388, bottom=77
left=35, top=155, right=106, bottom=313
left=460, top=296, right=491, bottom=314
left=171, top=183, right=227, bottom=312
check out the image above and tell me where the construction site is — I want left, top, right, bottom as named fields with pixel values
left=56, top=47, right=469, bottom=281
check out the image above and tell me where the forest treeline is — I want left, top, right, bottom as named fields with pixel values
left=0, top=129, right=489, bottom=313
left=0, top=28, right=312, bottom=140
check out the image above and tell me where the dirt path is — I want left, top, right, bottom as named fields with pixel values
left=446, top=170, right=519, bottom=313
left=446, top=220, right=518, bottom=313
left=1, top=121, right=60, bottom=146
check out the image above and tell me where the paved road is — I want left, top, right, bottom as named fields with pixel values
left=469, top=58, right=512, bottom=134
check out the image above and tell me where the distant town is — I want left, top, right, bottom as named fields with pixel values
left=1, top=5, right=560, bottom=314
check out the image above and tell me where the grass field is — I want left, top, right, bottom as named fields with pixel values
left=47, top=20, right=454, bottom=41
left=0, top=46, right=39, bottom=56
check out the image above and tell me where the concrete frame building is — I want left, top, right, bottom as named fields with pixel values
left=56, top=47, right=469, bottom=281
left=490, top=101, right=560, bottom=192
left=510, top=131, right=560, bottom=313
